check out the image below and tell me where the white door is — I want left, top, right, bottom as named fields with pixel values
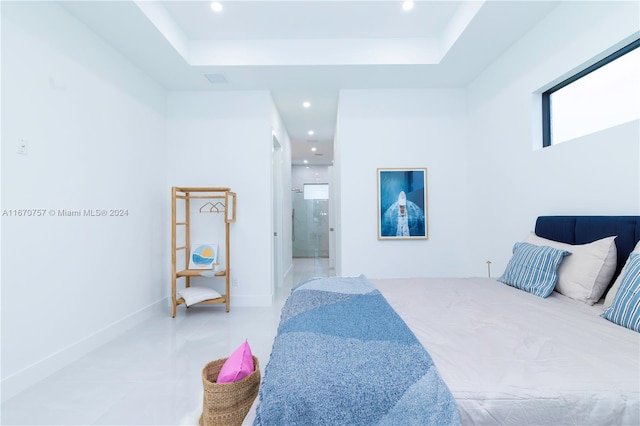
left=272, top=135, right=284, bottom=292
left=328, top=166, right=336, bottom=271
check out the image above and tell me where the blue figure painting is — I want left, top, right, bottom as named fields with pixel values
left=379, top=169, right=427, bottom=238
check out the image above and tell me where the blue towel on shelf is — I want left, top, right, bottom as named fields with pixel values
left=254, top=275, right=460, bottom=426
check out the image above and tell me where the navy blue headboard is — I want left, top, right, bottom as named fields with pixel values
left=535, top=216, right=640, bottom=285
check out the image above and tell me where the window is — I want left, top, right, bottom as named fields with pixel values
left=303, top=183, right=329, bottom=200
left=542, top=39, right=640, bottom=147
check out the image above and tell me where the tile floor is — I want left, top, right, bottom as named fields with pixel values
left=1, top=258, right=333, bottom=426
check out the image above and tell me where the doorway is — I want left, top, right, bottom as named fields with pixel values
left=292, top=189, right=329, bottom=258
left=292, top=166, right=330, bottom=259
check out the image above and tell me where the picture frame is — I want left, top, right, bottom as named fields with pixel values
left=377, top=168, right=428, bottom=240
left=189, top=243, right=218, bottom=269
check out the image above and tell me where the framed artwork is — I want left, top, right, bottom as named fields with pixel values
left=377, top=168, right=428, bottom=240
left=189, top=243, right=218, bottom=269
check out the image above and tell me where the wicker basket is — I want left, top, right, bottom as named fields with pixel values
left=199, top=355, right=261, bottom=426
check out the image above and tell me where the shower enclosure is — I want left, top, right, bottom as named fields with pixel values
left=292, top=189, right=329, bottom=258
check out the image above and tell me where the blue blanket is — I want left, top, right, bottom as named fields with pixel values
left=254, top=275, right=460, bottom=426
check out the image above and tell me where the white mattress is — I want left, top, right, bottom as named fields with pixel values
left=372, top=277, right=640, bottom=425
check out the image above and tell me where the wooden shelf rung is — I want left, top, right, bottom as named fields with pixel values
left=176, top=269, right=226, bottom=277
left=174, top=187, right=230, bottom=193
left=175, top=296, right=227, bottom=306
left=184, top=195, right=226, bottom=200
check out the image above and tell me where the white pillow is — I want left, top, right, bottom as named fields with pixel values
left=525, top=232, right=617, bottom=305
left=604, top=240, right=640, bottom=310
left=178, top=286, right=222, bottom=307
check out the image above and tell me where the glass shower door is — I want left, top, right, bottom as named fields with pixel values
left=292, top=191, right=329, bottom=258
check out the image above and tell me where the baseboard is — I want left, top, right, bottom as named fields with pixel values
left=1, top=297, right=167, bottom=403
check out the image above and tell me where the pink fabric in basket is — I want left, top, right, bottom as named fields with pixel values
left=217, top=340, right=254, bottom=383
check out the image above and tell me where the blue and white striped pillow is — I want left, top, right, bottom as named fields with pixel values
left=601, top=253, right=640, bottom=332
left=498, top=242, right=571, bottom=298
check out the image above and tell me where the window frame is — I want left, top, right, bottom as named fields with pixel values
left=542, top=38, right=640, bottom=147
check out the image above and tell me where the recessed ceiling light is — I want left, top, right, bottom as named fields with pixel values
left=303, top=101, right=311, bottom=108
left=402, top=1, right=414, bottom=11
left=303, top=160, right=308, bottom=164
left=311, top=147, right=317, bottom=152
left=308, top=130, right=315, bottom=136
left=211, top=2, right=223, bottom=13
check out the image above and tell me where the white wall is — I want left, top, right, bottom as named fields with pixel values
left=1, top=2, right=167, bottom=400
left=337, top=89, right=469, bottom=278
left=465, top=1, right=640, bottom=277
left=292, top=165, right=330, bottom=190
left=166, top=91, right=273, bottom=306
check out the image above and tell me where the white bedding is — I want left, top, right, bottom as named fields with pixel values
left=372, top=277, right=640, bottom=425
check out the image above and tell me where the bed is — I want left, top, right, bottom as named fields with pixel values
left=254, top=216, right=640, bottom=425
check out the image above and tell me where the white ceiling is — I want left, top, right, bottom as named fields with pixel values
left=59, top=0, right=560, bottom=165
